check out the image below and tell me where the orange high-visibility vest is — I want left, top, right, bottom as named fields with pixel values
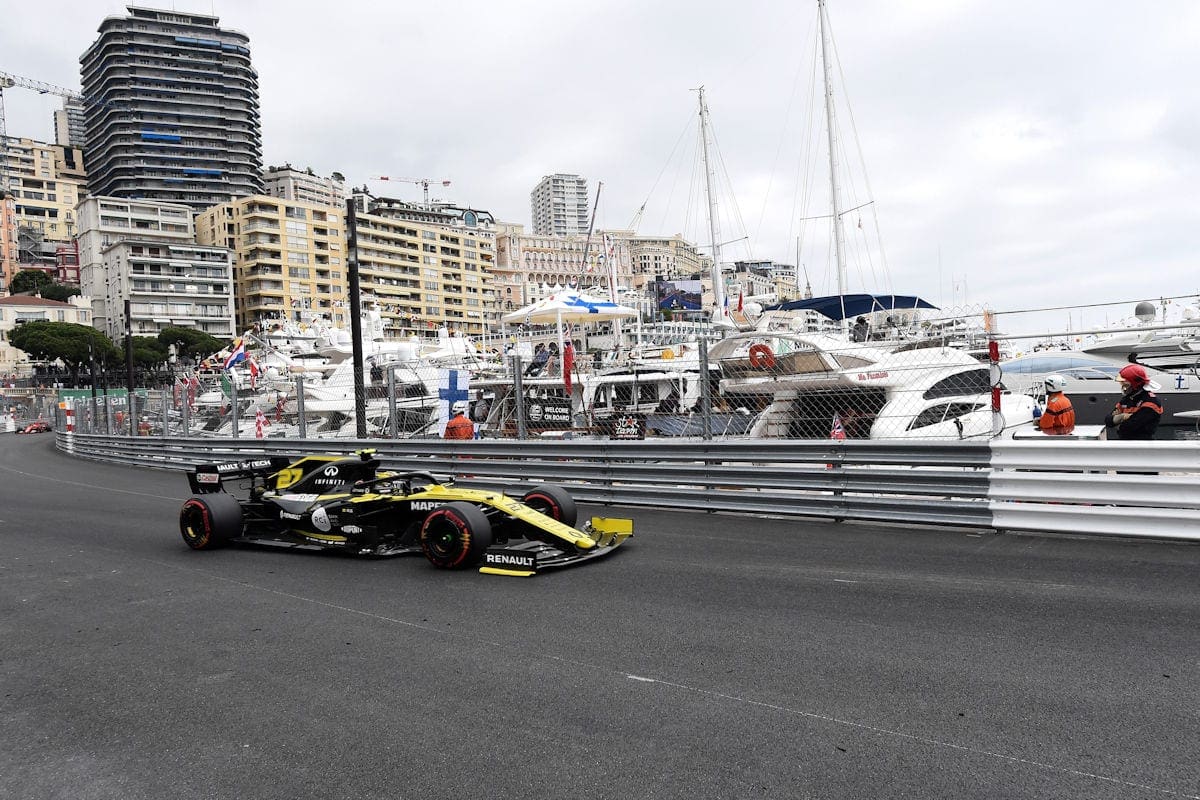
left=1038, top=392, right=1075, bottom=435
left=443, top=414, right=475, bottom=440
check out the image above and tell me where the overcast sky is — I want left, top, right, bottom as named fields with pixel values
left=2, top=0, right=1198, bottom=335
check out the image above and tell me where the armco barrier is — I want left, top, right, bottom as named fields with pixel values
left=57, top=433, right=994, bottom=528
left=55, top=433, right=1200, bottom=540
left=989, top=440, right=1200, bottom=541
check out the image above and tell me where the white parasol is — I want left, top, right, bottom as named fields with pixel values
left=501, top=290, right=639, bottom=381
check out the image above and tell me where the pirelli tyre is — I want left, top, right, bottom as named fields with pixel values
left=419, top=501, right=493, bottom=569
left=179, top=493, right=243, bottom=550
left=521, top=484, right=578, bottom=528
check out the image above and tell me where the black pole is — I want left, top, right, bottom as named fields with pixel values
left=89, top=341, right=98, bottom=402
left=345, top=198, right=367, bottom=438
left=124, top=298, right=135, bottom=436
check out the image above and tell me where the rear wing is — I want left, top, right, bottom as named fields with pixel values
left=187, top=456, right=293, bottom=493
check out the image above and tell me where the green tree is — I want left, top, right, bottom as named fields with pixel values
left=41, top=283, right=82, bottom=302
left=8, top=321, right=120, bottom=383
left=9, top=270, right=54, bottom=295
left=126, top=336, right=168, bottom=369
left=156, top=326, right=227, bottom=362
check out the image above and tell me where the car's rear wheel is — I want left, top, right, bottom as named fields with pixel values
left=179, top=493, right=243, bottom=550
left=522, top=484, right=578, bottom=527
left=419, top=502, right=493, bottom=569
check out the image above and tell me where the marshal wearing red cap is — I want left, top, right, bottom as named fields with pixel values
left=1104, top=364, right=1163, bottom=440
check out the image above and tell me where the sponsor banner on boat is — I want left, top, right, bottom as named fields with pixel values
left=524, top=398, right=573, bottom=426
left=610, top=414, right=646, bottom=440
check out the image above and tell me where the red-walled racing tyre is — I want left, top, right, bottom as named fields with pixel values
left=419, top=501, right=493, bottom=569
left=521, top=484, right=578, bottom=528
left=179, top=493, right=243, bottom=550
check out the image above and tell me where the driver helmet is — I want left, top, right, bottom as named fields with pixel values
left=452, top=400, right=468, bottom=414
left=1044, top=374, right=1066, bottom=393
left=1118, top=364, right=1149, bottom=387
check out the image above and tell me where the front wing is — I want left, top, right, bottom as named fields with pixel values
left=479, top=516, right=634, bottom=577
left=369, top=484, right=635, bottom=577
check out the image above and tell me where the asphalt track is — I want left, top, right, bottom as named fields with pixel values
left=1, top=434, right=1198, bottom=800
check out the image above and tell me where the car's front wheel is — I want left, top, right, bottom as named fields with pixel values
left=419, top=502, right=493, bottom=569
left=179, top=493, right=243, bottom=550
left=522, top=484, right=578, bottom=527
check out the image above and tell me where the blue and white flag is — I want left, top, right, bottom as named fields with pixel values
left=436, top=368, right=470, bottom=434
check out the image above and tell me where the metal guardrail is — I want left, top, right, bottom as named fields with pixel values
left=988, top=441, right=1200, bottom=541
left=56, top=433, right=1200, bottom=540
left=57, top=433, right=994, bottom=528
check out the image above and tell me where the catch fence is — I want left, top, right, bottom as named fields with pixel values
left=49, top=323, right=1044, bottom=444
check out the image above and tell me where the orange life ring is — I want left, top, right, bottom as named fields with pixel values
left=748, top=343, right=776, bottom=369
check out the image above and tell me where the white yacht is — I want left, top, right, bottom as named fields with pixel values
left=710, top=331, right=1035, bottom=440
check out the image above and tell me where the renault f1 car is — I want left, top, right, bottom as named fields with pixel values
left=178, top=450, right=632, bottom=576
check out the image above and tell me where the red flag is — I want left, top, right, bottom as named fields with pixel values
left=255, top=408, right=267, bottom=439
left=737, top=292, right=744, bottom=313
left=562, top=340, right=575, bottom=394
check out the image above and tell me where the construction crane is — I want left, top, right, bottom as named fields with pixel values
left=0, top=69, right=111, bottom=198
left=370, top=175, right=452, bottom=207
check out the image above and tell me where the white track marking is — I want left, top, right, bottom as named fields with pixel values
left=0, top=463, right=178, bottom=501
left=5, top=462, right=1189, bottom=797
left=146, top=557, right=1195, bottom=800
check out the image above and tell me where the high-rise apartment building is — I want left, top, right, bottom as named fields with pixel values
left=262, top=166, right=346, bottom=209
left=0, top=136, right=88, bottom=287
left=196, top=196, right=347, bottom=331
left=79, top=6, right=263, bottom=213
left=530, top=173, right=589, bottom=237
left=99, top=239, right=235, bottom=340
left=350, top=194, right=497, bottom=338
left=76, top=196, right=198, bottom=333
left=54, top=98, right=88, bottom=149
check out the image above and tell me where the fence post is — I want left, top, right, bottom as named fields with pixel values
left=230, top=379, right=239, bottom=440
left=162, top=389, right=169, bottom=438
left=295, top=375, right=307, bottom=439
left=989, top=339, right=1003, bottom=438
left=388, top=365, right=398, bottom=439
left=699, top=337, right=712, bottom=441
left=512, top=354, right=527, bottom=440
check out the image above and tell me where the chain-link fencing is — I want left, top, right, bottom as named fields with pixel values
left=32, top=303, right=1079, bottom=443
left=986, top=300, right=1200, bottom=441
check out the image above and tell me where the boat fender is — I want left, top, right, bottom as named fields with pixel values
left=748, top=343, right=776, bottom=369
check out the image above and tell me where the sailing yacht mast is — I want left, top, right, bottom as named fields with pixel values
left=818, top=0, right=849, bottom=335
left=697, top=86, right=729, bottom=325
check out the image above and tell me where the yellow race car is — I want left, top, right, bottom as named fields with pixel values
left=178, top=450, right=632, bottom=577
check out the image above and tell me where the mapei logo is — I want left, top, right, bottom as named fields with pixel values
left=410, top=501, right=442, bottom=511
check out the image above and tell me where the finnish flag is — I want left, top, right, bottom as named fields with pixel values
left=436, top=368, right=470, bottom=433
